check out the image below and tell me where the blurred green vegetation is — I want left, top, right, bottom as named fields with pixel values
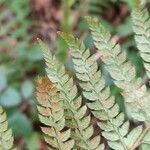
left=0, top=0, right=149, bottom=149
left=0, top=0, right=44, bottom=145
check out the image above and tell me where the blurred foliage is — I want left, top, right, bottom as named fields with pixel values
left=0, top=0, right=149, bottom=149
left=0, top=0, right=44, bottom=146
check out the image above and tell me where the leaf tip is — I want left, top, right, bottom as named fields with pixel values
left=84, top=16, right=99, bottom=27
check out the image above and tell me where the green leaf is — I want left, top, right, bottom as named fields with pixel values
left=68, top=0, right=75, bottom=7
left=26, top=133, right=39, bottom=150
left=0, top=87, right=21, bottom=107
left=117, top=17, right=133, bottom=36
left=9, top=111, right=33, bottom=137
left=21, top=80, right=34, bottom=99
left=28, top=45, right=43, bottom=61
left=0, top=71, right=7, bottom=92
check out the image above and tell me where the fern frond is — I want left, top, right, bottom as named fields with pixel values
left=132, top=5, right=150, bottom=79
left=0, top=106, right=14, bottom=150
left=38, top=40, right=104, bottom=150
left=36, top=77, right=74, bottom=150
left=85, top=16, right=150, bottom=122
left=59, top=32, right=146, bottom=150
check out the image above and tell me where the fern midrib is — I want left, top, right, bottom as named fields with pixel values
left=93, top=31, right=134, bottom=82
left=46, top=96, right=63, bottom=150
left=89, top=80, right=128, bottom=150
left=72, top=47, right=128, bottom=150
left=101, top=42, right=131, bottom=82
left=130, top=124, right=150, bottom=150
left=59, top=83, right=92, bottom=150
left=52, top=73, right=93, bottom=150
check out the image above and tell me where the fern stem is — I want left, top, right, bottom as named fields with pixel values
left=59, top=82, right=93, bottom=149
left=79, top=59, right=128, bottom=149
left=88, top=76, right=128, bottom=150
left=130, top=124, right=150, bottom=150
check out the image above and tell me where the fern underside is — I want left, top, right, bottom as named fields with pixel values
left=85, top=16, right=150, bottom=122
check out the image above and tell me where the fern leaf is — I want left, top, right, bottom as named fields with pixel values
left=59, top=32, right=146, bottom=150
left=132, top=5, right=150, bottom=79
left=0, top=106, right=14, bottom=150
left=85, top=16, right=150, bottom=122
left=38, top=40, right=104, bottom=150
left=36, top=76, right=75, bottom=150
